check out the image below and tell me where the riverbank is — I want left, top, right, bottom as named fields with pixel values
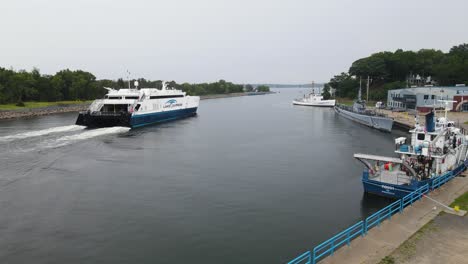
left=379, top=109, right=468, bottom=131
left=321, top=175, right=468, bottom=264
left=0, top=92, right=274, bottom=120
left=379, top=191, right=468, bottom=264
left=0, top=102, right=91, bottom=120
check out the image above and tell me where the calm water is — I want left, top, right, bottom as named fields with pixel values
left=0, top=89, right=403, bottom=263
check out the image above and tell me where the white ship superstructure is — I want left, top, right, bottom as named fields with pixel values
left=76, top=82, right=199, bottom=128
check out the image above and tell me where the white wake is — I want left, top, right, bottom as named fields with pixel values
left=0, top=125, right=86, bottom=141
left=44, top=126, right=131, bottom=148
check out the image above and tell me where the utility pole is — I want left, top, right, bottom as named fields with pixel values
left=358, top=76, right=362, bottom=101
left=366, top=76, right=370, bottom=102
left=127, top=70, right=131, bottom=89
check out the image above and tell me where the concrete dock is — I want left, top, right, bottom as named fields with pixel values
left=320, top=175, right=468, bottom=264
left=379, top=109, right=468, bottom=131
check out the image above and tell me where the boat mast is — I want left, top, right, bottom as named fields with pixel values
left=366, top=76, right=370, bottom=102
left=127, top=70, right=131, bottom=89
left=358, top=77, right=362, bottom=101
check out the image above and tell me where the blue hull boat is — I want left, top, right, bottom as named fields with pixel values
left=354, top=108, right=468, bottom=199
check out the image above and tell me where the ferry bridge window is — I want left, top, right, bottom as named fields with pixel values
left=417, top=133, right=425, bottom=140
left=150, top=95, right=184, bottom=99
left=431, top=95, right=435, bottom=99
left=108, top=96, right=122, bottom=100
left=423, top=95, right=429, bottom=100
left=125, top=96, right=139, bottom=99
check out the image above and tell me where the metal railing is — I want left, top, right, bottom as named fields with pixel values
left=312, top=221, right=364, bottom=262
left=365, top=200, right=401, bottom=232
left=287, top=251, right=311, bottom=264
left=402, top=184, right=429, bottom=207
left=432, top=171, right=454, bottom=190
left=286, top=181, right=443, bottom=264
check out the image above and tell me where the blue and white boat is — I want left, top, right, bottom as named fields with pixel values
left=354, top=102, right=468, bottom=198
left=76, top=81, right=199, bottom=128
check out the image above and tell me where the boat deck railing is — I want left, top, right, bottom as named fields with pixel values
left=286, top=164, right=464, bottom=264
left=369, top=170, right=412, bottom=185
left=336, top=104, right=388, bottom=118
left=90, top=111, right=128, bottom=117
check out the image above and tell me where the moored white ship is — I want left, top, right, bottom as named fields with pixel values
left=76, top=81, right=199, bottom=128
left=293, top=93, right=336, bottom=107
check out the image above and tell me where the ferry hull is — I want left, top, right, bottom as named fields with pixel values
left=76, top=112, right=131, bottom=128
left=130, top=107, right=197, bottom=128
left=334, top=106, right=393, bottom=132
left=76, top=107, right=198, bottom=128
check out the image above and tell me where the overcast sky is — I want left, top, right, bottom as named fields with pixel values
left=1, top=0, right=467, bottom=84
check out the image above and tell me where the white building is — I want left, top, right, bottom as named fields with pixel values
left=387, top=85, right=468, bottom=112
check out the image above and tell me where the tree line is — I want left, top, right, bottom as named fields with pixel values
left=326, top=43, right=468, bottom=100
left=0, top=67, right=268, bottom=105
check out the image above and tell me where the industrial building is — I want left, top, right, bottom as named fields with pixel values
left=387, top=85, right=468, bottom=112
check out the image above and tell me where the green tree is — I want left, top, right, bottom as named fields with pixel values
left=257, top=85, right=270, bottom=92
left=244, top=84, right=254, bottom=92
left=322, top=84, right=332, bottom=100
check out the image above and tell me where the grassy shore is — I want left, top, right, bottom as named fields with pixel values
left=0, top=92, right=274, bottom=110
left=379, top=190, right=468, bottom=264
left=450, top=191, right=468, bottom=211
left=378, top=220, right=438, bottom=264
left=0, top=92, right=273, bottom=120
left=0, top=101, right=92, bottom=111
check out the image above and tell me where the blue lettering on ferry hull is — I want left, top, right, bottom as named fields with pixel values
left=130, top=107, right=198, bottom=128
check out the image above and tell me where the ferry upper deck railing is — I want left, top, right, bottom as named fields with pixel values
left=90, top=111, right=129, bottom=117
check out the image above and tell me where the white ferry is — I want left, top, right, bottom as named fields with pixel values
left=76, top=81, right=199, bottom=128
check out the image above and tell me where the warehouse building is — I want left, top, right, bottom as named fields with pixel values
left=387, top=85, right=468, bottom=112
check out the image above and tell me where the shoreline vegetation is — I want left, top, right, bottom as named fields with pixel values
left=0, top=66, right=271, bottom=120
left=0, top=92, right=274, bottom=120
left=322, top=43, right=468, bottom=101
left=0, top=66, right=269, bottom=105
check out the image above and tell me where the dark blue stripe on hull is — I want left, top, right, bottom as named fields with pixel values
left=130, top=107, right=197, bottom=128
left=362, top=162, right=466, bottom=199
left=362, top=179, right=416, bottom=199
